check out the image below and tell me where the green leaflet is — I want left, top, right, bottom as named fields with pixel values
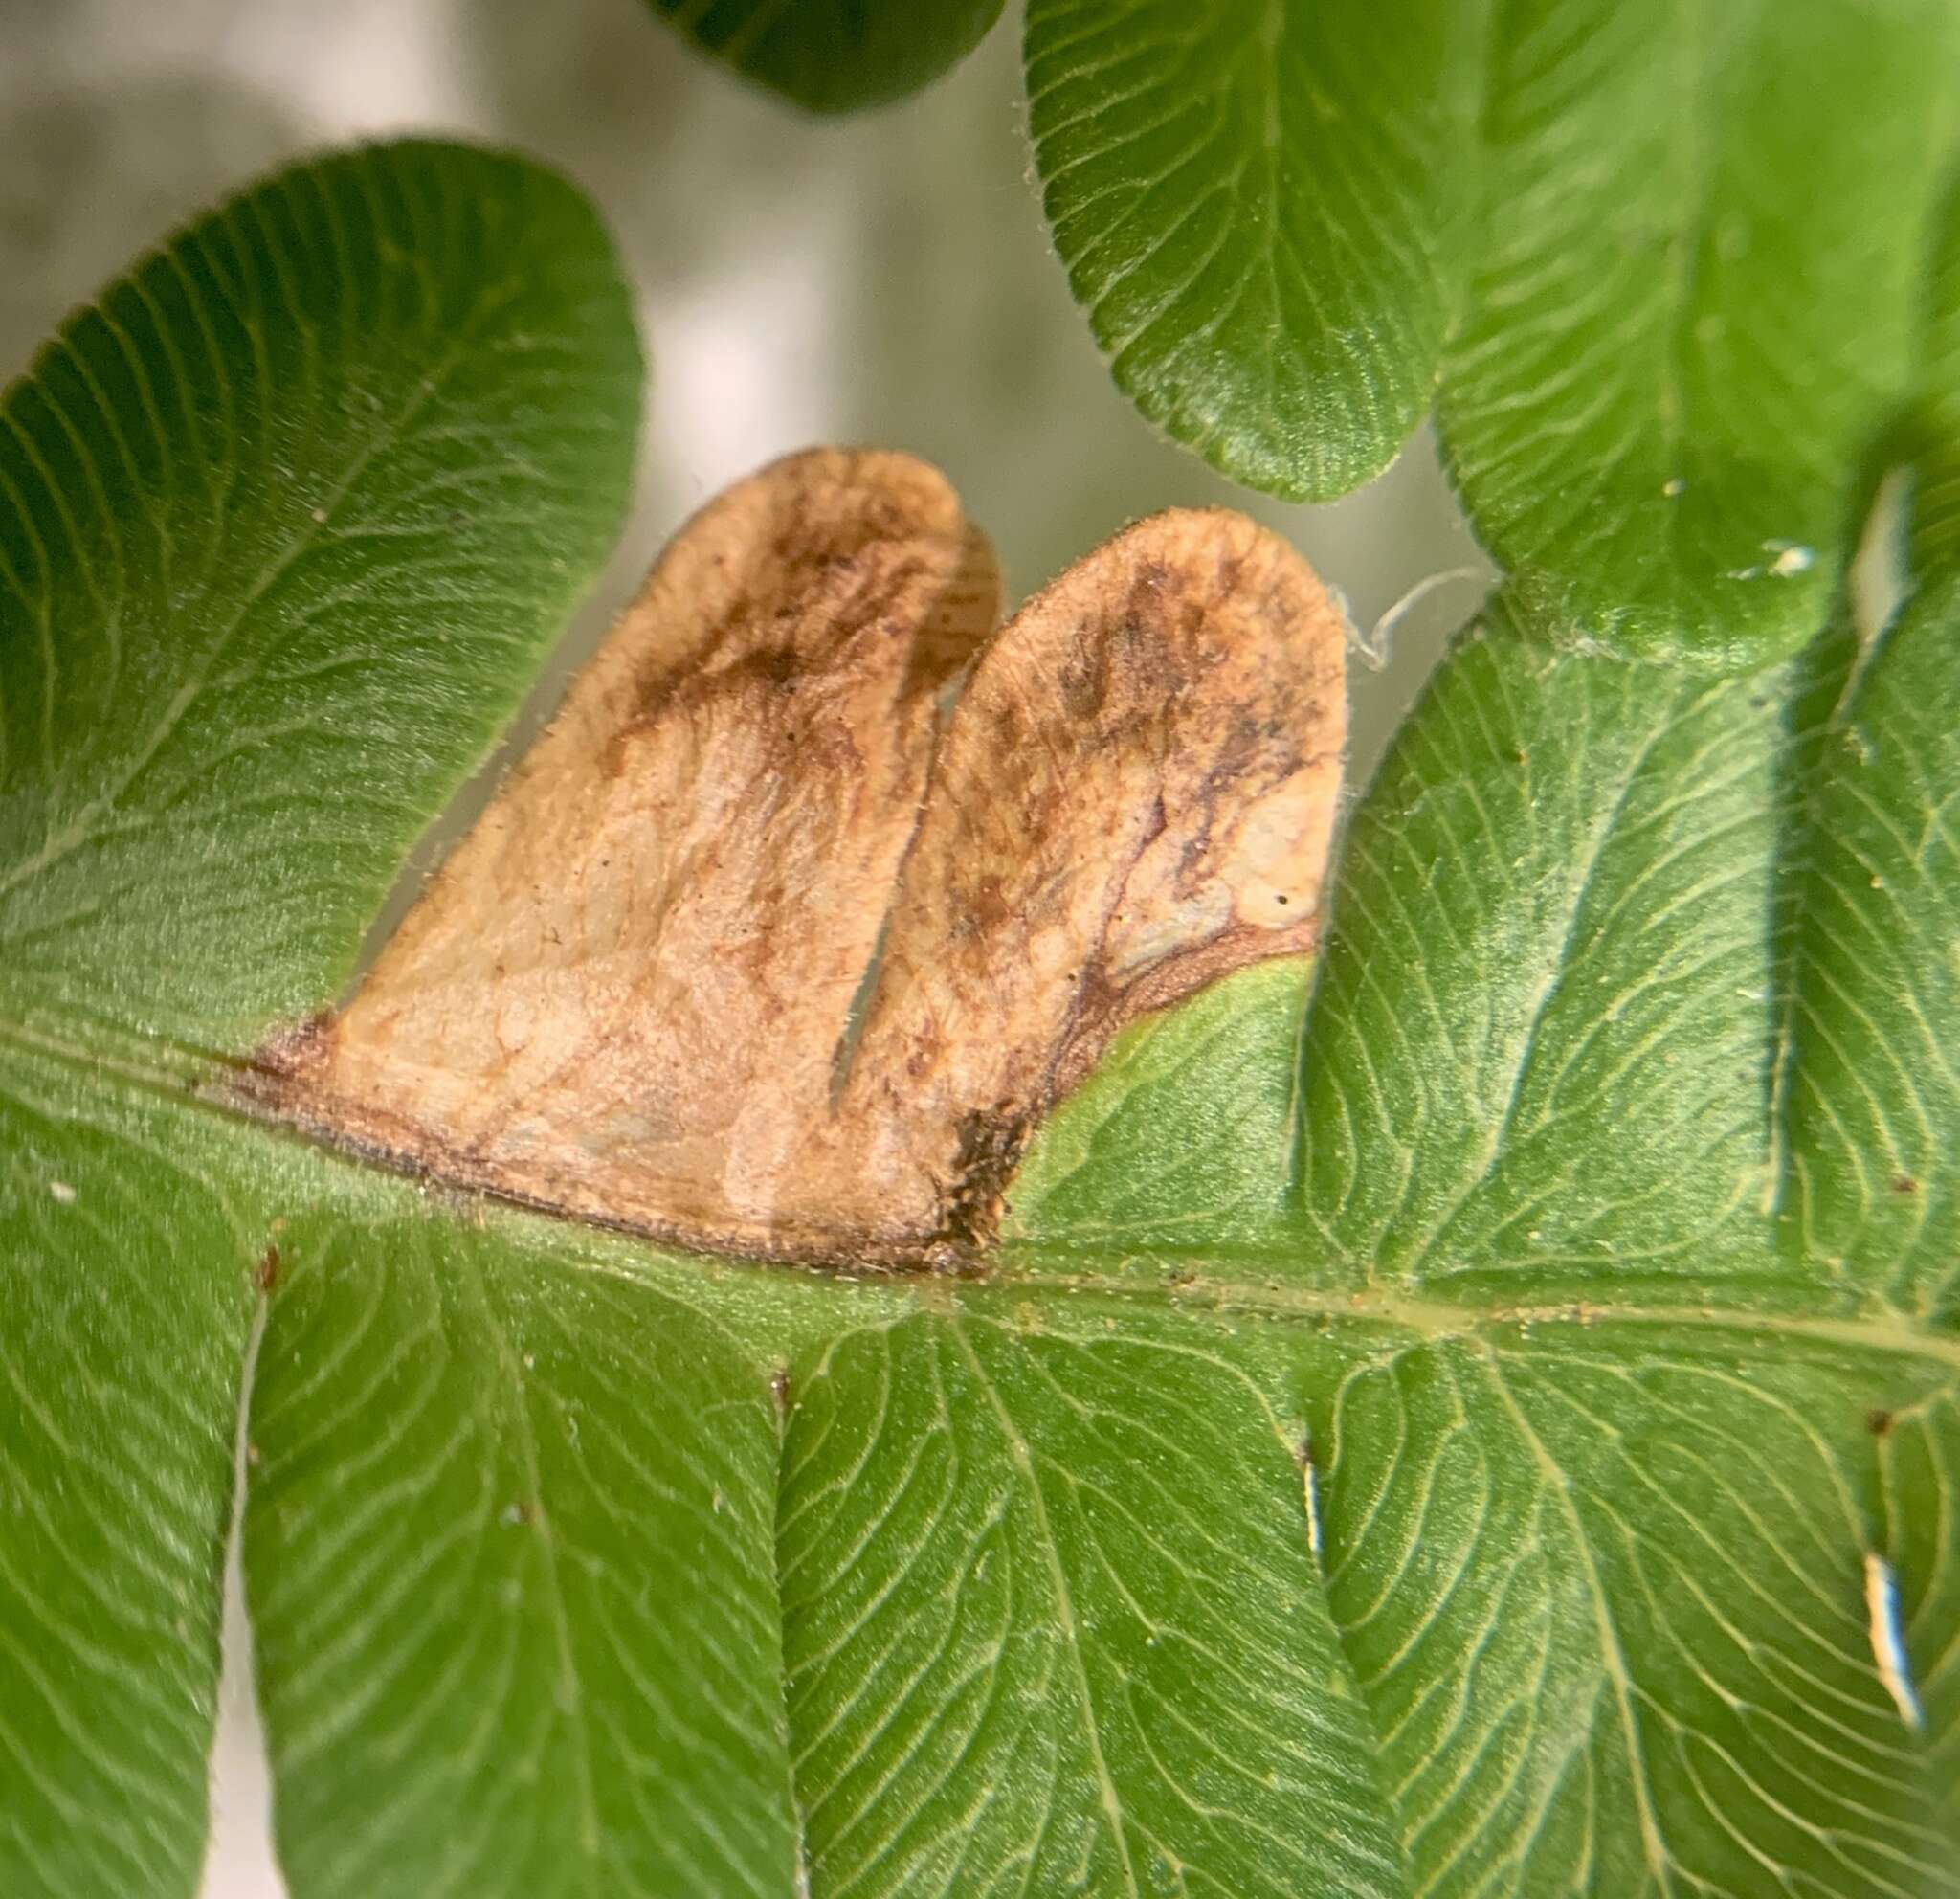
left=779, top=1308, right=1403, bottom=1899
left=1777, top=569, right=1960, bottom=1320
left=645, top=0, right=1004, bottom=114
left=0, top=1053, right=252, bottom=1899
left=5, top=136, right=1960, bottom=1899
left=1019, top=601, right=1794, bottom=1301
left=1284, top=608, right=1790, bottom=1301
left=0, top=140, right=640, bottom=1054
left=1024, top=0, right=1481, bottom=501
left=0, top=141, right=642, bottom=1899
left=1005, top=957, right=1312, bottom=1265
left=247, top=1200, right=799, bottom=1899
left=1296, top=1318, right=1959, bottom=1895
left=1025, top=0, right=1960, bottom=668
left=1440, top=0, right=1960, bottom=668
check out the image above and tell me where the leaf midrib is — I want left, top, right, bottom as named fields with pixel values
left=5, top=1008, right=1955, bottom=1380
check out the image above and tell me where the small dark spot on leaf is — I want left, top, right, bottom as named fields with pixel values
left=1868, top=1408, right=1894, bottom=1437
left=1892, top=1175, right=1919, bottom=1195
left=256, top=1245, right=280, bottom=1293
left=941, top=1106, right=1029, bottom=1248
left=770, top=1367, right=791, bottom=1418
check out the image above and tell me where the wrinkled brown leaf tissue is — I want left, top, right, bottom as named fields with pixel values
left=249, top=448, right=1348, bottom=1266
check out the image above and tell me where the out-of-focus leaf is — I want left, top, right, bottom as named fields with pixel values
left=646, top=0, right=1003, bottom=113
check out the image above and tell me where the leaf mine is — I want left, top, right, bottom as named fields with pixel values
left=252, top=449, right=1347, bottom=1263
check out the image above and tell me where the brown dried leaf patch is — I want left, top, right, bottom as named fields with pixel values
left=249, top=448, right=1347, bottom=1265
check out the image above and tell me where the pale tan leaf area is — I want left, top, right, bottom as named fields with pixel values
left=253, top=448, right=1348, bottom=1262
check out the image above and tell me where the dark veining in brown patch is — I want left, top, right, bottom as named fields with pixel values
left=243, top=450, right=1348, bottom=1267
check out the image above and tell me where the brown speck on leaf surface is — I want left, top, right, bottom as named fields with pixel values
left=250, top=449, right=1347, bottom=1264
